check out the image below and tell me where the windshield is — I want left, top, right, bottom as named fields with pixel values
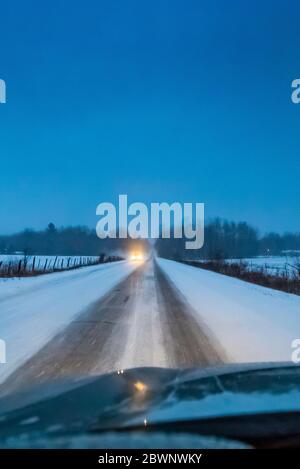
left=0, top=0, right=300, bottom=458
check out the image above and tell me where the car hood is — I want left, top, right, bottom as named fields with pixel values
left=0, top=362, right=299, bottom=443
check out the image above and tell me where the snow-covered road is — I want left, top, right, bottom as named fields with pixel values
left=0, top=259, right=223, bottom=395
left=0, top=257, right=299, bottom=395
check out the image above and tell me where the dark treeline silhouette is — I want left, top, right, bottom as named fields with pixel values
left=155, top=218, right=300, bottom=260
left=1, top=220, right=300, bottom=260
left=0, top=223, right=147, bottom=257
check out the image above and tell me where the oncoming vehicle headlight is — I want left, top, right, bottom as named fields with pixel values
left=130, top=252, right=144, bottom=261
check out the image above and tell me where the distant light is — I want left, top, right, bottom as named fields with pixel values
left=134, top=381, right=148, bottom=393
left=130, top=252, right=144, bottom=262
left=117, top=369, right=124, bottom=375
left=144, top=418, right=148, bottom=427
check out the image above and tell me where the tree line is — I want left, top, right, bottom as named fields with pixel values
left=0, top=223, right=147, bottom=257
left=1, top=220, right=300, bottom=260
left=155, top=218, right=300, bottom=260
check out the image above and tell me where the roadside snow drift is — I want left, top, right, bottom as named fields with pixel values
left=157, top=258, right=300, bottom=363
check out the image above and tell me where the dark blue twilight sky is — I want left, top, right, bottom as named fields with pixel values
left=0, top=0, right=299, bottom=234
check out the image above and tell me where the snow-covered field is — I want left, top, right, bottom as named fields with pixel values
left=0, top=261, right=137, bottom=384
left=157, top=258, right=300, bottom=363
left=226, top=256, right=300, bottom=277
left=190, top=256, right=300, bottom=277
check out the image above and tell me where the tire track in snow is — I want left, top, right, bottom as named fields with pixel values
left=155, top=260, right=225, bottom=367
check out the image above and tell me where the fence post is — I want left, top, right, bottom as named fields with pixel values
left=53, top=256, right=58, bottom=270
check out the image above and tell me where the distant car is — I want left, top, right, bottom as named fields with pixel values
left=130, top=252, right=144, bottom=261
left=0, top=363, right=298, bottom=448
